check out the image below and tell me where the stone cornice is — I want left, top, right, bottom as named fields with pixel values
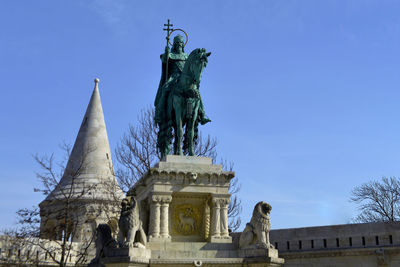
left=148, top=168, right=235, bottom=177
left=128, top=169, right=234, bottom=196
left=127, top=156, right=235, bottom=196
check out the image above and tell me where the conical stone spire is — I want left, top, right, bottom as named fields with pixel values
left=45, top=78, right=122, bottom=201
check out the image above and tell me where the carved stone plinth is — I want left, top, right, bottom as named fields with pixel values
left=120, top=156, right=284, bottom=267
left=239, top=248, right=279, bottom=258
left=102, top=246, right=151, bottom=267
left=128, top=155, right=234, bottom=243
left=238, top=248, right=284, bottom=267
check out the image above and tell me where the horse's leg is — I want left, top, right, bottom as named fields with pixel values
left=173, top=96, right=183, bottom=155
left=159, top=124, right=167, bottom=159
left=187, top=100, right=200, bottom=156
left=173, top=122, right=178, bottom=155
left=171, top=96, right=179, bottom=155
left=172, top=111, right=178, bottom=155
left=175, top=115, right=183, bottom=155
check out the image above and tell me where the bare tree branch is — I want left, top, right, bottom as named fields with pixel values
left=350, top=176, right=400, bottom=223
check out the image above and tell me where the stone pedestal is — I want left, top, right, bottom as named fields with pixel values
left=108, top=155, right=285, bottom=267
left=102, top=246, right=151, bottom=267
left=128, top=155, right=234, bottom=243
left=239, top=248, right=284, bottom=266
left=238, top=247, right=279, bottom=258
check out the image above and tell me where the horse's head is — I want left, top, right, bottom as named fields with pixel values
left=187, top=48, right=211, bottom=84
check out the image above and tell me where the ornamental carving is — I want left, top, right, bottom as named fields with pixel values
left=149, top=194, right=172, bottom=204
left=172, top=204, right=202, bottom=236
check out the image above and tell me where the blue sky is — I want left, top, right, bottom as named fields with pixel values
left=1, top=0, right=400, bottom=230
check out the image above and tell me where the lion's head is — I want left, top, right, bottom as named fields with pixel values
left=253, top=201, right=272, bottom=219
left=121, top=197, right=137, bottom=212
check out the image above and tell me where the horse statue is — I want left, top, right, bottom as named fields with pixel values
left=166, top=48, right=211, bottom=156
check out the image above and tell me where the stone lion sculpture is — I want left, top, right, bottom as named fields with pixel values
left=88, top=224, right=117, bottom=267
left=239, top=201, right=273, bottom=249
left=118, top=196, right=147, bottom=248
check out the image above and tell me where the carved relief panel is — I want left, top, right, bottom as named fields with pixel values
left=170, top=193, right=209, bottom=241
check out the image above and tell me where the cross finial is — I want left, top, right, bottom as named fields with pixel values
left=163, top=19, right=174, bottom=42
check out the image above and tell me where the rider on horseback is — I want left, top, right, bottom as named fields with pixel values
left=155, top=34, right=211, bottom=158
left=154, top=35, right=188, bottom=157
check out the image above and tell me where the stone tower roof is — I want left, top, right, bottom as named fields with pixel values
left=43, top=79, right=123, bottom=202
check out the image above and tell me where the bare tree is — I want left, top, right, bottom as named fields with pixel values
left=3, top=144, right=121, bottom=266
left=115, top=108, right=160, bottom=191
left=115, top=106, right=242, bottom=231
left=350, top=176, right=400, bottom=223
left=220, top=160, right=242, bottom=232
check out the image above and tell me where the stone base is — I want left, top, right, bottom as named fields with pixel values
left=238, top=248, right=284, bottom=266
left=243, top=257, right=285, bottom=267
left=147, top=241, right=283, bottom=266
left=102, top=247, right=151, bottom=266
left=238, top=247, right=279, bottom=258
left=119, top=156, right=284, bottom=266
left=209, top=236, right=233, bottom=243
left=99, top=241, right=283, bottom=266
left=148, top=236, right=171, bottom=242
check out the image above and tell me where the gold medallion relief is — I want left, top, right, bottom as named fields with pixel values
left=172, top=204, right=202, bottom=236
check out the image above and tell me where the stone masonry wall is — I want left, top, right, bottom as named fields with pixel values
left=269, top=221, right=400, bottom=267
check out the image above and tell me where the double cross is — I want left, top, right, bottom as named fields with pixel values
left=163, top=19, right=174, bottom=81
left=163, top=19, right=174, bottom=44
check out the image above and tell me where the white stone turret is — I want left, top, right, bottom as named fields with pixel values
left=44, top=78, right=121, bottom=201
left=39, top=79, right=123, bottom=242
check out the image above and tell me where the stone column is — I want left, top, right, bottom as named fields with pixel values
left=160, top=195, right=172, bottom=239
left=210, top=198, right=221, bottom=238
left=204, top=200, right=211, bottom=239
left=219, top=198, right=230, bottom=237
left=148, top=195, right=161, bottom=239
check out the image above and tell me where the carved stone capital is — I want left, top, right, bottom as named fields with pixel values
left=160, top=195, right=172, bottom=204
left=219, top=198, right=230, bottom=207
left=211, top=197, right=230, bottom=207
left=211, top=198, right=221, bottom=208
left=149, top=194, right=172, bottom=204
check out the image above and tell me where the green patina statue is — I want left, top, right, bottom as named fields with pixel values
left=154, top=21, right=211, bottom=158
